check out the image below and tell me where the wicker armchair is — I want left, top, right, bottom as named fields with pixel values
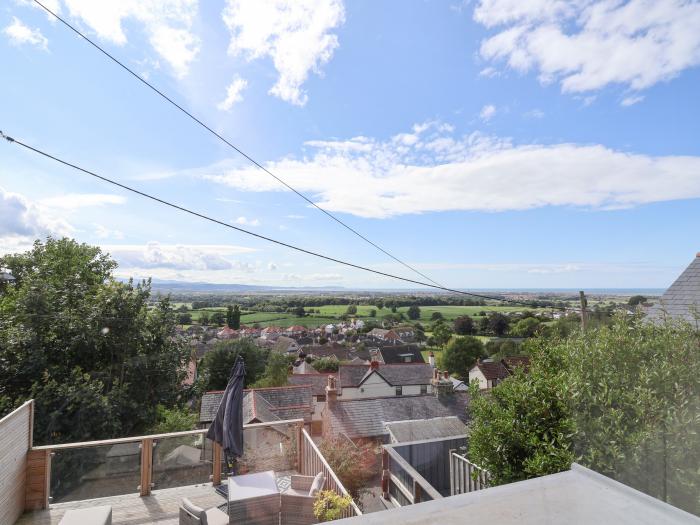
left=280, top=474, right=324, bottom=525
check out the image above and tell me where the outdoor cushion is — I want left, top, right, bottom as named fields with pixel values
left=181, top=498, right=207, bottom=525
left=204, top=507, right=229, bottom=525
left=308, top=472, right=325, bottom=497
left=59, top=505, right=112, bottom=525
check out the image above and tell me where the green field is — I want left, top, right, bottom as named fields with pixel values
left=183, top=304, right=548, bottom=329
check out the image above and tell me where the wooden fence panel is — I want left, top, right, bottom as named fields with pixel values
left=0, top=401, right=33, bottom=525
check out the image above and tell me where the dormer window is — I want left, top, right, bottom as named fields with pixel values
left=395, top=386, right=403, bottom=396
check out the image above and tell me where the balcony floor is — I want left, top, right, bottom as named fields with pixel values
left=16, top=483, right=227, bottom=525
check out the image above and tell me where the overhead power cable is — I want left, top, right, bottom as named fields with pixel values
left=32, top=0, right=445, bottom=289
left=1, top=130, right=563, bottom=310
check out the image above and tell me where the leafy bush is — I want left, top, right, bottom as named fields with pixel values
left=313, top=490, right=351, bottom=522
left=319, top=437, right=377, bottom=500
left=312, top=357, right=339, bottom=373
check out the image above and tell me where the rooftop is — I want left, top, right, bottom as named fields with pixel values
left=385, top=416, right=466, bottom=443
left=333, top=464, right=700, bottom=525
left=326, top=393, right=469, bottom=439
left=647, top=253, right=700, bottom=323
left=199, top=385, right=313, bottom=424
left=338, top=363, right=433, bottom=388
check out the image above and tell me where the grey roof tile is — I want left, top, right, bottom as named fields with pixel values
left=648, top=255, right=700, bottom=323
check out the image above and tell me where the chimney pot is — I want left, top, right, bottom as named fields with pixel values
left=443, top=370, right=450, bottom=379
left=370, top=360, right=380, bottom=370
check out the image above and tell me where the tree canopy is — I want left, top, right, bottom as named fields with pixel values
left=0, top=238, right=190, bottom=445
left=468, top=315, right=700, bottom=515
left=440, top=336, right=485, bottom=379
left=407, top=305, right=421, bottom=320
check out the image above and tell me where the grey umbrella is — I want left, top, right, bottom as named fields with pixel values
left=207, top=355, right=246, bottom=475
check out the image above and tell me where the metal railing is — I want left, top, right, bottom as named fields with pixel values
left=299, top=428, right=362, bottom=517
left=449, top=451, right=490, bottom=495
left=382, top=446, right=442, bottom=507
left=29, top=419, right=304, bottom=506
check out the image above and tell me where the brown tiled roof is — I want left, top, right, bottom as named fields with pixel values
left=475, top=360, right=510, bottom=381
left=502, top=356, right=531, bottom=373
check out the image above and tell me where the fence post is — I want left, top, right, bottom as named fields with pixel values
left=139, top=438, right=153, bottom=497
left=413, top=480, right=422, bottom=504
left=212, top=441, right=222, bottom=486
left=296, top=422, right=303, bottom=473
left=381, top=449, right=389, bottom=499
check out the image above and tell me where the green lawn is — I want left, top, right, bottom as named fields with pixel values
left=185, top=304, right=548, bottom=329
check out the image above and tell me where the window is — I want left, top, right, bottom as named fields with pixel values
left=420, top=384, right=428, bottom=395
left=395, top=386, right=402, bottom=396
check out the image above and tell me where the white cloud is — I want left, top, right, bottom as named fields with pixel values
left=58, top=0, right=200, bottom=78
left=233, top=216, right=260, bottom=226
left=39, top=193, right=126, bottom=209
left=222, top=0, right=345, bottom=105
left=3, top=17, right=48, bottom=50
left=217, top=76, right=248, bottom=110
left=621, top=94, right=645, bottom=107
left=103, top=242, right=256, bottom=271
left=0, top=187, right=73, bottom=246
left=479, top=104, right=496, bottom=121
left=198, top=120, right=700, bottom=219
left=475, top=0, right=700, bottom=96
left=286, top=214, right=305, bottom=219
left=267, top=262, right=277, bottom=270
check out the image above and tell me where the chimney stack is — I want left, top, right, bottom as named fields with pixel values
left=428, top=351, right=435, bottom=368
left=370, top=360, right=380, bottom=371
left=326, top=375, right=338, bottom=406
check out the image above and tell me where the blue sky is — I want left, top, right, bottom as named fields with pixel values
left=1, top=0, right=700, bottom=290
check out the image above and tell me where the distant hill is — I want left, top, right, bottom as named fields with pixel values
left=143, top=278, right=346, bottom=293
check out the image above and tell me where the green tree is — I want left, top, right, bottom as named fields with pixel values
left=628, top=295, right=647, bottom=306
left=211, top=311, right=226, bottom=326
left=430, top=320, right=454, bottom=347
left=468, top=342, right=574, bottom=485
left=226, top=305, right=240, bottom=328
left=177, top=312, right=192, bottom=325
left=252, top=352, right=290, bottom=388
left=199, top=339, right=268, bottom=391
left=199, top=311, right=210, bottom=326
left=453, top=316, right=475, bottom=335
left=407, top=305, right=421, bottom=320
left=368, top=309, right=377, bottom=318
left=511, top=317, right=541, bottom=338
left=469, top=315, right=700, bottom=516
left=431, top=311, right=444, bottom=321
left=440, top=336, right=485, bottom=378
left=346, top=305, right=358, bottom=315
left=294, top=306, right=306, bottom=317
left=150, top=404, right=197, bottom=433
left=488, top=313, right=509, bottom=336
left=312, top=357, right=339, bottom=373
left=0, top=238, right=189, bottom=444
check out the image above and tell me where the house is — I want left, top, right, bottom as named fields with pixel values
left=374, top=345, right=425, bottom=364
left=385, top=416, right=467, bottom=443
left=216, top=326, right=238, bottom=339
left=288, top=372, right=334, bottom=434
left=322, top=386, right=469, bottom=440
left=337, top=362, right=434, bottom=399
left=367, top=328, right=402, bottom=344
left=283, top=325, right=307, bottom=338
left=448, top=377, right=468, bottom=392
left=198, top=384, right=313, bottom=427
left=468, top=356, right=531, bottom=390
left=305, top=344, right=371, bottom=363
left=392, top=325, right=416, bottom=342
left=260, top=326, right=282, bottom=340
left=646, top=252, right=700, bottom=323
left=272, top=335, right=300, bottom=354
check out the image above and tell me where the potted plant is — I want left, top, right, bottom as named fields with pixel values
left=313, top=490, right=352, bottom=522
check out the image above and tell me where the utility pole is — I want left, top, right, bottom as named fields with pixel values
left=579, top=290, right=588, bottom=331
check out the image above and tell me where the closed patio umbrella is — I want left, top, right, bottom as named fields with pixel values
left=207, top=355, right=246, bottom=478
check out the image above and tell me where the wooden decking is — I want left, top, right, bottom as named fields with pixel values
left=15, top=483, right=226, bottom=525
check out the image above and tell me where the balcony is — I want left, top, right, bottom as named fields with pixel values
left=2, top=401, right=361, bottom=525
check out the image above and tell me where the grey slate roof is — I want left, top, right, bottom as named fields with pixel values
left=199, top=385, right=312, bottom=424
left=378, top=345, right=425, bottom=364
left=326, top=393, right=469, bottom=439
left=647, top=254, right=700, bottom=323
left=338, top=363, right=433, bottom=388
left=385, top=416, right=467, bottom=442
left=288, top=373, right=331, bottom=396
